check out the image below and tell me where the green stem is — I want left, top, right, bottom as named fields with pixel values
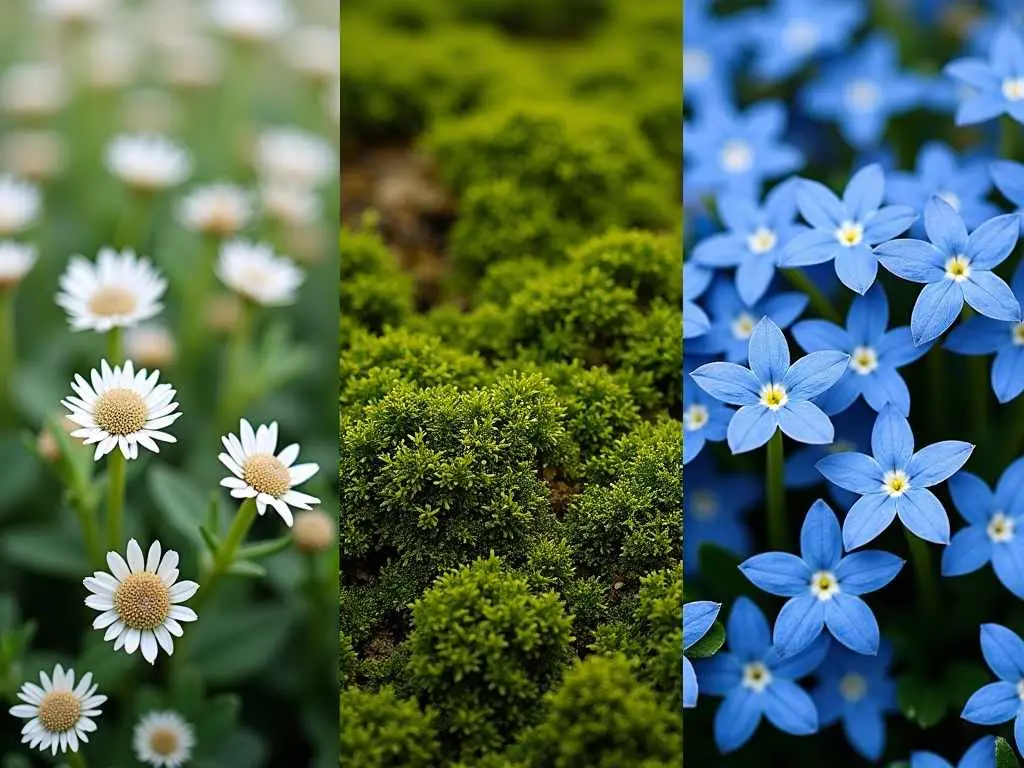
left=112, top=190, right=155, bottom=251
left=181, top=235, right=221, bottom=362
left=66, top=750, right=88, bottom=768
left=927, top=345, right=948, bottom=441
left=766, top=431, right=787, bottom=550
left=905, top=530, right=937, bottom=620
left=106, top=449, right=125, bottom=551
left=106, top=326, right=123, bottom=366
left=1006, top=397, right=1024, bottom=465
left=74, top=497, right=104, bottom=571
left=970, top=355, right=989, bottom=439
left=0, top=291, right=15, bottom=427
left=1002, top=115, right=1020, bottom=161
left=782, top=269, right=843, bottom=323
left=217, top=299, right=252, bottom=432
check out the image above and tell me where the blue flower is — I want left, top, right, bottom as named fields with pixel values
left=886, top=142, right=1000, bottom=232
left=816, top=404, right=974, bottom=548
left=684, top=99, right=805, bottom=200
left=777, top=163, right=917, bottom=295
left=683, top=456, right=759, bottom=575
left=684, top=262, right=712, bottom=339
left=811, top=641, right=899, bottom=761
left=692, top=181, right=804, bottom=305
left=683, top=0, right=739, bottom=107
left=683, top=600, right=722, bottom=709
left=694, top=597, right=828, bottom=754
left=685, top=277, right=808, bottom=363
left=990, top=159, right=1024, bottom=232
left=786, top=403, right=874, bottom=510
left=945, top=260, right=1024, bottom=403
left=691, top=317, right=849, bottom=453
left=875, top=197, right=1021, bottom=346
left=791, top=284, right=932, bottom=416
left=739, top=499, right=903, bottom=657
left=962, top=623, right=1024, bottom=755
left=942, top=457, right=1024, bottom=598
left=683, top=357, right=733, bottom=464
left=946, top=25, right=1024, bottom=126
left=911, top=736, right=997, bottom=768
left=801, top=34, right=926, bottom=149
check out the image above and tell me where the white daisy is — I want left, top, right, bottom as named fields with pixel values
left=255, top=127, right=335, bottom=189
left=216, top=239, right=303, bottom=306
left=39, top=0, right=112, bottom=24
left=158, top=35, right=223, bottom=89
left=56, top=248, right=167, bottom=332
left=105, top=134, right=191, bottom=191
left=209, top=0, right=291, bottom=43
left=0, top=242, right=37, bottom=290
left=125, top=324, right=177, bottom=368
left=134, top=710, right=196, bottom=768
left=178, top=183, right=253, bottom=237
left=283, top=25, right=340, bottom=81
left=0, top=63, right=66, bottom=119
left=261, top=181, right=320, bottom=226
left=0, top=175, right=41, bottom=236
left=9, top=665, right=106, bottom=755
left=61, top=359, right=182, bottom=461
left=84, top=539, right=199, bottom=665
left=219, top=418, right=320, bottom=526
left=1, top=130, right=66, bottom=181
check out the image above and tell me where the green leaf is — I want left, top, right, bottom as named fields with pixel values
left=77, top=632, right=136, bottom=691
left=237, top=534, right=293, bottom=561
left=944, top=662, right=989, bottom=709
left=686, top=620, right=725, bottom=659
left=997, top=737, right=1020, bottom=768
left=0, top=435, right=41, bottom=515
left=148, top=465, right=207, bottom=546
left=226, top=560, right=268, bottom=578
left=0, top=524, right=89, bottom=577
left=697, top=544, right=756, bottom=601
left=189, top=604, right=296, bottom=685
left=199, top=524, right=221, bottom=553
left=897, top=674, right=947, bottom=729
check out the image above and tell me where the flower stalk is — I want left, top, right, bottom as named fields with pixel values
left=766, top=430, right=787, bottom=550
left=106, top=449, right=125, bottom=551
left=904, top=529, right=937, bottom=621
left=217, top=299, right=252, bottom=431
left=0, top=291, right=15, bottom=426
left=106, top=326, right=123, bottom=366
left=782, top=268, right=842, bottom=323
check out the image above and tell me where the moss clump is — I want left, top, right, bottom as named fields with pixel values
left=339, top=227, right=414, bottom=346
left=339, top=686, right=440, bottom=768
left=407, top=556, right=573, bottom=761
left=450, top=0, right=611, bottom=37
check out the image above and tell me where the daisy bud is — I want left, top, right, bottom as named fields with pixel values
left=293, top=510, right=334, bottom=553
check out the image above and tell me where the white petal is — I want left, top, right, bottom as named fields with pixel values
left=126, top=539, right=144, bottom=573
left=168, top=606, right=197, bottom=622
left=140, top=631, right=158, bottom=664
left=146, top=540, right=162, bottom=572
left=288, top=462, right=319, bottom=486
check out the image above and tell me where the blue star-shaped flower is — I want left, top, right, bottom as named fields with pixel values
left=816, top=404, right=974, bottom=548
left=684, top=262, right=712, bottom=339
left=875, top=197, right=1021, bottom=346
left=684, top=456, right=758, bottom=575
left=801, top=34, right=926, bottom=149
left=695, top=597, right=828, bottom=754
left=683, top=356, right=733, bottom=464
left=683, top=600, right=721, bottom=709
left=812, top=641, right=899, bottom=761
left=786, top=403, right=874, bottom=510
left=962, top=624, right=1024, bottom=754
left=684, top=99, right=805, bottom=200
left=692, top=180, right=803, bottom=305
left=791, top=284, right=932, bottom=416
left=691, top=317, right=849, bottom=453
left=946, top=24, right=1024, bottom=126
left=941, top=457, right=1024, bottom=598
left=739, top=499, right=903, bottom=657
left=777, top=163, right=917, bottom=295
left=683, top=0, right=738, bottom=108
left=911, top=736, right=997, bottom=768
left=991, top=159, right=1024, bottom=233
left=945, top=260, right=1024, bottom=403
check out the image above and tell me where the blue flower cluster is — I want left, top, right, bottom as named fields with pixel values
left=684, top=1, right=1024, bottom=764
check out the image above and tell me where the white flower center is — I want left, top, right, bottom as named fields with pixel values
left=242, top=453, right=291, bottom=498
left=1018, top=678, right=1024, bottom=701
left=835, top=220, right=864, bottom=247
left=747, top=226, right=778, bottom=255
left=690, top=490, right=719, bottom=521
left=684, top=404, right=710, bottom=432
left=731, top=312, right=757, bottom=340
left=720, top=139, right=754, bottom=174
left=810, top=570, right=840, bottom=601
left=945, top=255, right=971, bottom=282
left=1012, top=323, right=1024, bottom=346
left=839, top=673, right=868, bottom=703
left=759, top=383, right=788, bottom=411
left=850, top=345, right=879, bottom=375
left=684, top=48, right=711, bottom=82
left=881, top=469, right=911, bottom=497
left=742, top=661, right=772, bottom=693
left=1003, top=77, right=1024, bottom=102
left=845, top=79, right=882, bottom=112
left=937, top=190, right=961, bottom=212
left=38, top=691, right=81, bottom=734
left=114, top=571, right=171, bottom=631
left=988, top=511, right=1016, bottom=543
left=783, top=19, right=820, bottom=53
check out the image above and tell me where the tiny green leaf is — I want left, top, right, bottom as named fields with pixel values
left=897, top=675, right=947, bottom=729
left=997, top=737, right=1020, bottom=768
left=686, top=620, right=725, bottom=659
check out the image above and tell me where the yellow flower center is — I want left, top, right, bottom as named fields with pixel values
left=731, top=312, right=757, bottom=340
left=882, top=469, right=910, bottom=497
left=87, top=285, right=138, bottom=317
left=839, top=673, right=868, bottom=703
left=114, top=571, right=171, bottom=631
left=835, top=220, right=864, bottom=247
left=684, top=404, right=710, bottom=432
left=945, top=255, right=971, bottom=282
left=1012, top=323, right=1024, bottom=346
left=810, top=570, right=840, bottom=601
left=845, top=79, right=881, bottom=112
left=747, top=227, right=778, bottom=255
left=759, top=383, right=788, bottom=411
left=242, top=454, right=291, bottom=498
left=38, top=691, right=81, bottom=734
left=988, top=512, right=1015, bottom=543
left=149, top=727, right=180, bottom=756
left=850, top=345, right=878, bottom=375
left=742, top=661, right=772, bottom=693
left=93, top=388, right=148, bottom=435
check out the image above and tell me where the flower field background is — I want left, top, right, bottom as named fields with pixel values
left=339, top=0, right=684, bottom=765
left=0, top=1, right=338, bottom=766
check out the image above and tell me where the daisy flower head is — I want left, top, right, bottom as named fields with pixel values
left=216, top=239, right=303, bottom=306
left=219, top=418, right=321, bottom=526
left=209, top=0, right=292, bottom=43
left=105, top=133, right=191, bottom=192
left=178, top=182, right=253, bottom=237
left=261, top=181, right=320, bottom=227
left=39, top=0, right=113, bottom=25
left=56, top=247, right=166, bottom=332
left=61, top=359, right=182, bottom=460
left=9, top=664, right=106, bottom=755
left=283, top=25, right=340, bottom=82
left=255, top=127, right=335, bottom=189
left=0, top=174, right=41, bottom=236
left=134, top=710, right=196, bottom=768
left=125, top=323, right=177, bottom=368
left=0, top=241, right=37, bottom=291
left=1, top=63, right=66, bottom=120
left=84, top=539, right=199, bottom=664
left=1, top=130, right=66, bottom=182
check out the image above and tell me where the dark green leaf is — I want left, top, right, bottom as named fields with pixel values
left=226, top=559, right=268, bottom=578
left=189, top=604, right=295, bottom=684
left=686, top=620, right=725, bottom=659
left=897, top=674, right=947, bottom=729
left=997, top=737, right=1020, bottom=768
left=237, top=534, right=293, bottom=560
left=148, top=465, right=207, bottom=546
left=0, top=524, right=88, bottom=577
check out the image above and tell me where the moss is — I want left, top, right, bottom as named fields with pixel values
left=450, top=0, right=611, bottom=38
left=340, top=686, right=441, bottom=768
left=339, top=227, right=414, bottom=346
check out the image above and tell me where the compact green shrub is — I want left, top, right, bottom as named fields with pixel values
left=449, top=0, right=611, bottom=37
left=568, top=229, right=680, bottom=307
left=510, top=654, right=682, bottom=768
left=339, top=686, right=441, bottom=768
left=407, top=556, right=573, bottom=761
left=339, top=226, right=414, bottom=346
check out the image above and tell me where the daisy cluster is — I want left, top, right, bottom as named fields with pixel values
left=685, top=0, right=1024, bottom=765
left=0, top=0, right=335, bottom=765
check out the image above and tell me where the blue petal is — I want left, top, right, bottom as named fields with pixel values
left=990, top=25, right=1024, bottom=76
left=766, top=633, right=831, bottom=680
left=847, top=284, right=889, bottom=343
left=714, top=687, right=762, bottom=754
left=871, top=405, right=915, bottom=471
left=959, top=735, right=997, bottom=768
left=908, top=751, right=951, bottom=768
left=690, top=362, right=762, bottom=406
left=898, top=488, right=951, bottom=545
left=684, top=601, right=722, bottom=650
left=784, top=351, right=851, bottom=400
left=740, top=553, right=812, bottom=597
left=800, top=499, right=843, bottom=570
left=878, top=327, right=932, bottom=366
left=684, top=301, right=711, bottom=339
left=843, top=163, right=885, bottom=221
left=728, top=405, right=779, bottom=454
left=834, top=551, right=905, bottom=594
left=824, top=593, right=880, bottom=655
left=999, top=457, right=1024, bottom=517
left=796, top=178, right=845, bottom=230
left=993, top=346, right=1024, bottom=403
left=924, top=196, right=969, bottom=255
left=777, top=401, right=835, bottom=445
left=748, top=317, right=790, bottom=384
left=843, top=493, right=898, bottom=550
left=684, top=262, right=712, bottom=299
left=683, top=656, right=698, bottom=708
left=773, top=594, right=826, bottom=657
left=816, top=452, right=884, bottom=494
left=815, top=371, right=863, bottom=415
left=907, top=441, right=975, bottom=487
left=762, top=290, right=811, bottom=328
left=945, top=316, right=1012, bottom=355
left=727, top=597, right=772, bottom=660
left=949, top=471, right=998, bottom=524
left=981, top=623, right=1024, bottom=683
left=967, top=212, right=1020, bottom=270
left=683, top=429, right=706, bottom=464
left=955, top=94, right=1007, bottom=127
left=695, top=653, right=742, bottom=696
left=945, top=57, right=997, bottom=89
left=941, top=527, right=992, bottom=576
left=843, top=700, right=886, bottom=761
left=762, top=679, right=819, bottom=736
left=791, top=319, right=853, bottom=354
left=875, top=238, right=946, bottom=283
left=834, top=243, right=878, bottom=295
left=1016, top=711, right=1024, bottom=760
left=963, top=271, right=1021, bottom=323
left=777, top=229, right=841, bottom=267
left=861, top=367, right=911, bottom=415
left=961, top=680, right=1020, bottom=725
left=992, top=540, right=1024, bottom=600
left=992, top=160, right=1024, bottom=207
left=736, top=257, right=777, bottom=306
left=863, top=205, right=918, bottom=244
left=693, top=232, right=745, bottom=267
left=911, top=280, right=965, bottom=346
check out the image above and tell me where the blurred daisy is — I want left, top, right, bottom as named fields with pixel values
left=56, top=248, right=166, bottom=332
left=261, top=182, right=320, bottom=226
left=284, top=25, right=340, bottom=81
left=159, top=36, right=223, bottom=89
left=1, top=131, right=66, bottom=181
left=219, top=418, right=320, bottom=526
left=9, top=664, right=106, bottom=755
left=125, top=324, right=177, bottom=368
left=39, top=0, right=112, bottom=24
left=0, top=63, right=66, bottom=119
left=255, top=127, right=334, bottom=188
left=61, top=359, right=182, bottom=460
left=216, top=239, right=303, bottom=306
left=84, top=539, right=199, bottom=664
left=134, top=710, right=195, bottom=768
left=292, top=509, right=334, bottom=553
left=209, top=0, right=291, bottom=43
left=178, top=183, right=253, bottom=237
left=105, top=134, right=191, bottom=191
left=0, top=242, right=37, bottom=290
left=0, top=175, right=41, bottom=236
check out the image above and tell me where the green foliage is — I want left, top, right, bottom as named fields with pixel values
left=407, top=556, right=573, bottom=760
left=997, top=737, right=1020, bottom=768
left=339, top=227, right=414, bottom=346
left=450, top=0, right=611, bottom=37
left=339, top=686, right=441, bottom=768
